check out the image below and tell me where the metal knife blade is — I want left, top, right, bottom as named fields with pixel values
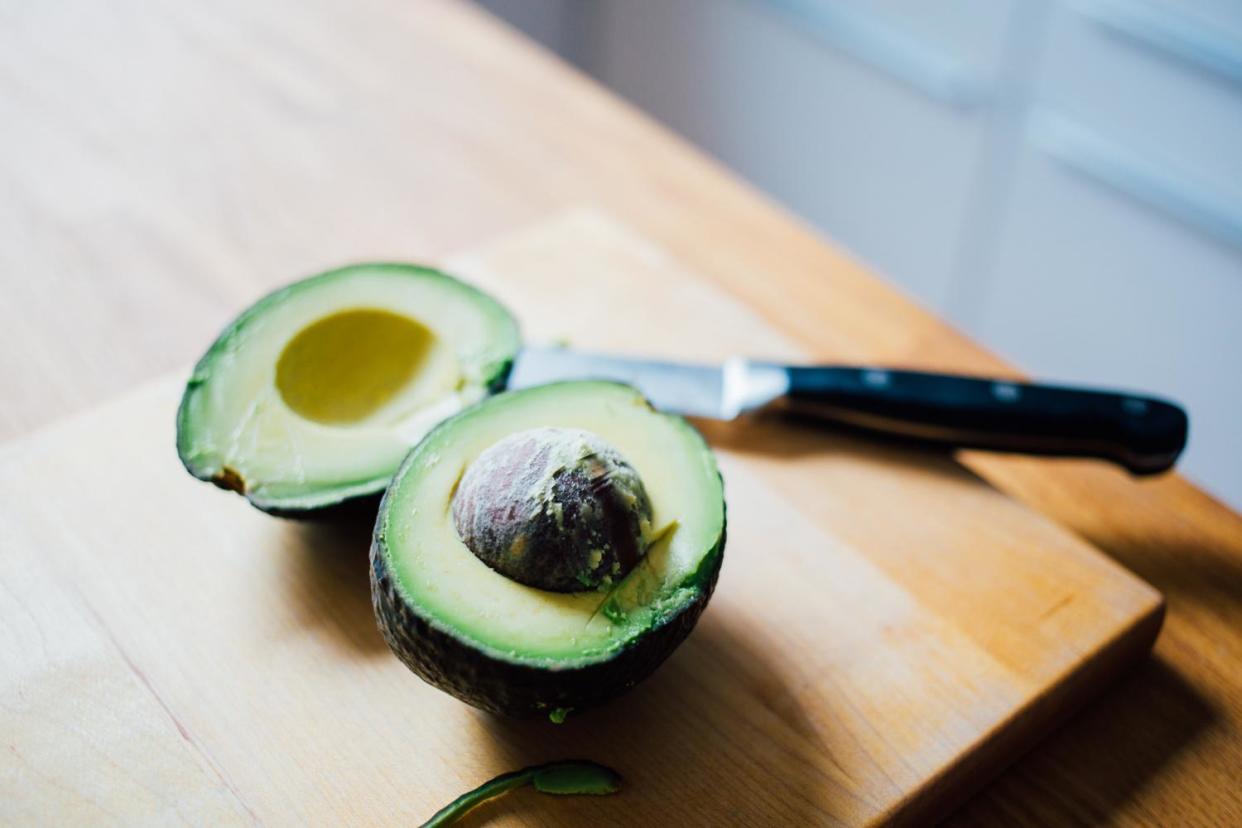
left=507, top=346, right=790, bottom=420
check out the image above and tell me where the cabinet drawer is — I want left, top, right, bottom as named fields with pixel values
left=826, top=0, right=1019, bottom=83
left=977, top=139, right=1242, bottom=505
left=1035, top=0, right=1242, bottom=188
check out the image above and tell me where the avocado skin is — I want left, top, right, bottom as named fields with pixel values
left=252, top=491, right=384, bottom=522
left=370, top=517, right=725, bottom=717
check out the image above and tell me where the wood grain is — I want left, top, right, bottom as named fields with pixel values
left=1, top=213, right=1163, bottom=825
left=0, top=0, right=1240, bottom=824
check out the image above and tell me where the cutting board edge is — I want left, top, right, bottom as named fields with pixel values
left=883, top=591, right=1165, bottom=826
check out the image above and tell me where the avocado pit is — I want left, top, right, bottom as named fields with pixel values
left=451, top=427, right=653, bottom=592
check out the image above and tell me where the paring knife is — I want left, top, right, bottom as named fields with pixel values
left=506, top=346, right=1189, bottom=475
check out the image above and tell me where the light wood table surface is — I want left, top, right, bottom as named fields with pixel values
left=2, top=0, right=1239, bottom=824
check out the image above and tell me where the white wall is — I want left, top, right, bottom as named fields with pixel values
left=478, top=0, right=1242, bottom=508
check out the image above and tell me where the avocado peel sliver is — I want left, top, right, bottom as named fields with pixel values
left=420, top=760, right=622, bottom=827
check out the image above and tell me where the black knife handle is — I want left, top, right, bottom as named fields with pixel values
left=780, top=366, right=1188, bottom=475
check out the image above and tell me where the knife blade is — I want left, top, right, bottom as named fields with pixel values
left=504, top=346, right=1189, bottom=475
left=507, top=346, right=789, bottom=420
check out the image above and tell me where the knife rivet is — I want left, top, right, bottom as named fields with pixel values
left=862, top=369, right=890, bottom=388
left=992, top=382, right=1020, bottom=402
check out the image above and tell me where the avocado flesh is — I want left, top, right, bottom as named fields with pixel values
left=372, top=381, right=725, bottom=714
left=177, top=264, right=519, bottom=514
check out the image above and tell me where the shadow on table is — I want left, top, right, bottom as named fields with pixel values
left=694, top=410, right=964, bottom=467
left=1116, top=538, right=1242, bottom=614
left=944, top=452, right=1231, bottom=823
left=947, top=654, right=1216, bottom=826
left=461, top=610, right=845, bottom=826
left=278, top=513, right=389, bottom=656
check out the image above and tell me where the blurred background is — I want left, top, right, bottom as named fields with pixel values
left=474, top=0, right=1242, bottom=508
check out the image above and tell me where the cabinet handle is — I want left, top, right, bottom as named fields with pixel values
left=1031, top=110, right=1242, bottom=253
left=757, top=0, right=989, bottom=109
left=1075, top=0, right=1242, bottom=90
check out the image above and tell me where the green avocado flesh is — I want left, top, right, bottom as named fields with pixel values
left=176, top=264, right=519, bottom=514
left=371, top=381, right=726, bottom=715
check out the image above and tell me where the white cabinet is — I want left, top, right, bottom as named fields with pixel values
left=478, top=0, right=1242, bottom=507
left=580, top=0, right=999, bottom=310
left=1036, top=2, right=1242, bottom=194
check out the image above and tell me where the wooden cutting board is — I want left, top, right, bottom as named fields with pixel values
left=0, top=211, right=1163, bottom=826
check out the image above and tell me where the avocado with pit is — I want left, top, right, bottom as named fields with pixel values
left=371, top=380, right=726, bottom=717
left=176, top=263, right=520, bottom=516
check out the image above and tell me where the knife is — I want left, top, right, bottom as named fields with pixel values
left=506, top=346, right=1189, bottom=475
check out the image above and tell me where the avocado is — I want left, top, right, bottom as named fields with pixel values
left=176, top=263, right=519, bottom=516
left=371, top=381, right=726, bottom=717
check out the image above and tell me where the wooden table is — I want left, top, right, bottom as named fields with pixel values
left=2, top=0, right=1239, bottom=824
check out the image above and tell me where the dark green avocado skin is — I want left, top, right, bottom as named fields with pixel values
left=370, top=521, right=725, bottom=717
left=253, top=491, right=383, bottom=522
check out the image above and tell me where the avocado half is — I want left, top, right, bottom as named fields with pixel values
left=371, top=381, right=726, bottom=717
left=176, top=264, right=520, bottom=516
